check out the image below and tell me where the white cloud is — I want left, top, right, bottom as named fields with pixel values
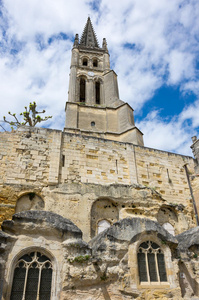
left=0, top=0, right=199, bottom=156
left=180, top=100, right=199, bottom=128
left=137, top=110, right=194, bottom=156
left=3, top=0, right=92, bottom=40
left=167, top=50, right=195, bottom=84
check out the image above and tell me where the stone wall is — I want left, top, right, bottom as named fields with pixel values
left=2, top=212, right=199, bottom=300
left=0, top=126, right=197, bottom=240
left=1, top=126, right=199, bottom=299
left=191, top=175, right=199, bottom=218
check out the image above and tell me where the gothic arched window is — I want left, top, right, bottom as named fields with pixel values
left=10, top=251, right=52, bottom=300
left=137, top=241, right=167, bottom=283
left=80, top=77, right=86, bottom=102
left=95, top=81, right=100, bottom=104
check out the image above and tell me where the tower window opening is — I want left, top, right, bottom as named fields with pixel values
left=80, top=78, right=86, bottom=102
left=83, top=58, right=88, bottom=66
left=93, top=59, right=98, bottom=67
left=95, top=81, right=100, bottom=104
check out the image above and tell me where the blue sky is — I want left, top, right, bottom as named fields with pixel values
left=0, top=0, right=199, bottom=156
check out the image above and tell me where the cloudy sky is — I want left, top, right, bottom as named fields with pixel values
left=0, top=0, right=199, bottom=156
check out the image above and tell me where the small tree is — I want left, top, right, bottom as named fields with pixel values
left=2, top=102, right=52, bottom=130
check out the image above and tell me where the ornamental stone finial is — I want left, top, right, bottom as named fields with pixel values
left=73, top=34, right=79, bottom=47
left=102, top=38, right=108, bottom=51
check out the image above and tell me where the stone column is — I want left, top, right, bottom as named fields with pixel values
left=191, top=136, right=199, bottom=174
left=68, top=48, right=79, bottom=103
left=86, top=78, right=94, bottom=105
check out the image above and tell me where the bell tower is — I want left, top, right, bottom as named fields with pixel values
left=65, top=17, right=144, bottom=146
left=67, top=17, right=112, bottom=106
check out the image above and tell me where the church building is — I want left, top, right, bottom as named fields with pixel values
left=1, top=17, right=199, bottom=300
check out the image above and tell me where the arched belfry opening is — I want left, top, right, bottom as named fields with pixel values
left=93, top=58, right=98, bottom=67
left=95, top=81, right=100, bottom=104
left=80, top=77, right=86, bottom=103
left=82, top=58, right=88, bottom=66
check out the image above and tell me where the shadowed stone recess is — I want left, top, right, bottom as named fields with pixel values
left=2, top=210, right=82, bottom=239
left=176, top=226, right=199, bottom=251
left=90, top=217, right=178, bottom=253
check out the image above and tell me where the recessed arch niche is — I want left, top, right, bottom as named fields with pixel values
left=157, top=205, right=178, bottom=234
left=93, top=58, right=98, bottom=67
left=15, top=193, right=45, bottom=213
left=82, top=57, right=88, bottom=66
left=90, top=198, right=119, bottom=238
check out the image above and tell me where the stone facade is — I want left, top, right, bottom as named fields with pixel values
left=1, top=17, right=199, bottom=300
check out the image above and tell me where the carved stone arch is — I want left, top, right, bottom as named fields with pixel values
left=134, top=233, right=170, bottom=254
left=10, top=246, right=55, bottom=265
left=93, top=76, right=103, bottom=83
left=15, top=192, right=44, bottom=213
left=90, top=198, right=119, bottom=238
left=77, top=74, right=88, bottom=81
left=7, top=246, right=57, bottom=300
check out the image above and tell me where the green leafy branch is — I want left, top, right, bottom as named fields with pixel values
left=2, top=102, right=52, bottom=129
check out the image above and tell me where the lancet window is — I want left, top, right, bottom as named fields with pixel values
left=80, top=77, right=86, bottom=102
left=93, top=58, right=98, bottom=67
left=137, top=241, right=167, bottom=283
left=10, top=251, right=52, bottom=300
left=95, top=81, right=100, bottom=104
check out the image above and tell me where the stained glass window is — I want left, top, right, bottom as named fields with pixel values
left=10, top=251, right=52, bottom=300
left=137, top=241, right=167, bottom=284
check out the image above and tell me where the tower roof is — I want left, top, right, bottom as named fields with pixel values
left=80, top=17, right=99, bottom=48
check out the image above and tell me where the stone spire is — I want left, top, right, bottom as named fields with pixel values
left=80, top=17, right=99, bottom=48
